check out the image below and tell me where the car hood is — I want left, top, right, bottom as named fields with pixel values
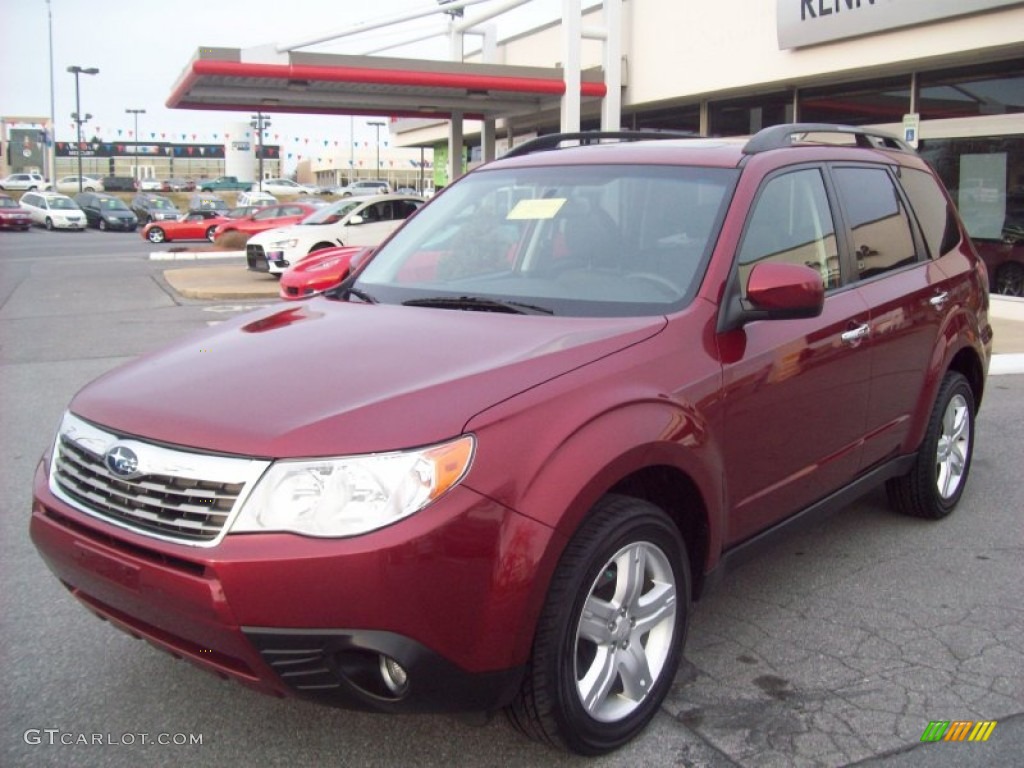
left=70, top=299, right=665, bottom=458
left=248, top=225, right=296, bottom=244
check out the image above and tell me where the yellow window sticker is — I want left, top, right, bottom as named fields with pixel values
left=506, top=198, right=567, bottom=220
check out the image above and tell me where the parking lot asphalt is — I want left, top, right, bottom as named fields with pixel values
left=159, top=257, right=1024, bottom=366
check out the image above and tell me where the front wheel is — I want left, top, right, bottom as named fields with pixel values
left=146, top=227, right=166, bottom=243
left=887, top=371, right=975, bottom=519
left=507, top=495, right=690, bottom=755
left=45, top=217, right=54, bottom=231
left=206, top=226, right=218, bottom=242
left=99, top=220, right=107, bottom=231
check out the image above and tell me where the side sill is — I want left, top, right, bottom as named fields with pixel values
left=700, top=453, right=917, bottom=597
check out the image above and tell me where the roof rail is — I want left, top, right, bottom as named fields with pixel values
left=501, top=130, right=697, bottom=159
left=742, top=123, right=912, bottom=155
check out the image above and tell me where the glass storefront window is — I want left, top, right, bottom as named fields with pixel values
left=920, top=135, right=1024, bottom=296
left=631, top=105, right=700, bottom=134
left=919, top=60, right=1024, bottom=119
left=919, top=136, right=1023, bottom=239
left=799, top=76, right=911, bottom=125
left=709, top=93, right=792, bottom=136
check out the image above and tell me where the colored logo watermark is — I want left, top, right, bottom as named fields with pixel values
left=920, top=720, right=997, bottom=743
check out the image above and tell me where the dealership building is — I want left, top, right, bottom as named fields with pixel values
left=389, top=0, right=1022, bottom=260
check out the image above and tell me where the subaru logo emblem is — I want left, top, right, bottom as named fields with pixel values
left=104, top=445, right=140, bottom=478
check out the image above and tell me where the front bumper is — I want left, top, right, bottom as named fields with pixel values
left=30, top=460, right=550, bottom=712
left=101, top=218, right=137, bottom=231
left=52, top=218, right=85, bottom=230
left=247, top=244, right=296, bottom=274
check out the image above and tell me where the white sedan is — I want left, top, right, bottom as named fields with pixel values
left=55, top=175, right=104, bottom=194
left=245, top=194, right=423, bottom=275
left=255, top=178, right=318, bottom=196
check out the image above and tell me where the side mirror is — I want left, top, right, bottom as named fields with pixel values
left=746, top=262, right=824, bottom=317
left=348, top=214, right=364, bottom=226
left=718, top=262, right=824, bottom=332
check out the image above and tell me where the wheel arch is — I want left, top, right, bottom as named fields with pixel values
left=469, top=396, right=723, bottom=669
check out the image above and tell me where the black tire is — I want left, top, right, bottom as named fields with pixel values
left=507, top=495, right=690, bottom=755
left=994, top=262, right=1024, bottom=297
left=45, top=217, right=54, bottom=231
left=887, top=371, right=975, bottom=519
left=99, top=219, right=107, bottom=231
left=147, top=227, right=166, bottom=243
left=205, top=226, right=217, bottom=242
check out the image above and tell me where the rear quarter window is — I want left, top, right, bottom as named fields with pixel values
left=898, top=167, right=961, bottom=258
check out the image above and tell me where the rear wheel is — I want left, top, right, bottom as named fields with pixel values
left=887, top=371, right=975, bottom=519
left=507, top=495, right=689, bottom=755
left=147, top=227, right=166, bottom=243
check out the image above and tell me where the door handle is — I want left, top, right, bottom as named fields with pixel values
left=929, top=292, right=949, bottom=311
left=841, top=324, right=871, bottom=345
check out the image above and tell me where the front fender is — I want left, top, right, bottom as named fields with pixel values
left=464, top=372, right=724, bottom=665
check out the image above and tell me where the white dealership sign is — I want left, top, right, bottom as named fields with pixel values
left=778, top=0, right=1024, bottom=49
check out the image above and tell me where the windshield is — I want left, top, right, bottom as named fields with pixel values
left=302, top=199, right=364, bottom=225
left=149, top=197, right=174, bottom=209
left=50, top=197, right=78, bottom=210
left=352, top=164, right=737, bottom=317
left=0, top=197, right=16, bottom=208
left=102, top=198, right=129, bottom=211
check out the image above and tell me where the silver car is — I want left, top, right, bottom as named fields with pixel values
left=0, top=173, right=51, bottom=192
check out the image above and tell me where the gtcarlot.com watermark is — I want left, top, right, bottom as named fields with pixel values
left=24, top=729, right=203, bottom=747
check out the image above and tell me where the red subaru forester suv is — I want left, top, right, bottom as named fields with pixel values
left=31, top=124, right=991, bottom=755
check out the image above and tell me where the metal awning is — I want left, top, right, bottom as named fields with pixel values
left=167, top=48, right=607, bottom=123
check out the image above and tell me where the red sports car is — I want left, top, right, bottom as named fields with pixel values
left=279, top=245, right=372, bottom=300
left=0, top=193, right=32, bottom=230
left=141, top=210, right=229, bottom=243
left=212, top=201, right=327, bottom=242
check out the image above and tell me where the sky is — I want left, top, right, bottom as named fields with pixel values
left=1, top=0, right=565, bottom=169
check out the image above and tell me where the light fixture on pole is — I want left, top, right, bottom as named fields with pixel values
left=367, top=120, right=386, bottom=181
left=250, top=112, right=271, bottom=191
left=67, top=65, right=99, bottom=194
left=125, top=108, right=145, bottom=183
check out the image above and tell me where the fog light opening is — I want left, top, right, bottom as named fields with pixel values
left=379, top=655, right=409, bottom=696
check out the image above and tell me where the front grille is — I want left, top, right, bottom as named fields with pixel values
left=246, top=244, right=268, bottom=271
left=51, top=412, right=269, bottom=547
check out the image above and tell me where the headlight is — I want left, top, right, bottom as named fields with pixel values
left=269, top=237, right=299, bottom=248
left=231, top=435, right=475, bottom=538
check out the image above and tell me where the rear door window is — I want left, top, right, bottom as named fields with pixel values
left=832, top=167, right=919, bottom=280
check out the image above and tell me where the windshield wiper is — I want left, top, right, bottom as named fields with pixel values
left=324, top=278, right=377, bottom=303
left=402, top=296, right=554, bottom=315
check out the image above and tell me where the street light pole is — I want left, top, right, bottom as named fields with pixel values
left=67, top=65, right=99, bottom=194
left=250, top=112, right=271, bottom=191
left=126, top=108, right=145, bottom=183
left=368, top=120, right=386, bottom=182
left=47, top=0, right=56, bottom=184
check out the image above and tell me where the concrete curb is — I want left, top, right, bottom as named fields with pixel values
left=149, top=250, right=246, bottom=261
left=990, top=294, right=1024, bottom=320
